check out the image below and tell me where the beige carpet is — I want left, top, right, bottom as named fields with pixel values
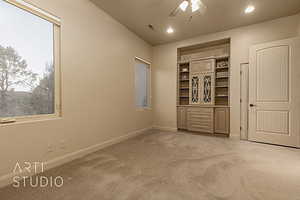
left=1, top=130, right=300, bottom=200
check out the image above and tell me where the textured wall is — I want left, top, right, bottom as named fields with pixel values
left=0, top=0, right=153, bottom=178
left=152, top=14, right=300, bottom=136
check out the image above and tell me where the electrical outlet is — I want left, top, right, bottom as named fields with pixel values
left=47, top=144, right=54, bottom=153
left=60, top=140, right=66, bottom=150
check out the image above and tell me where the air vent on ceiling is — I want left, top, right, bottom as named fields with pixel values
left=148, top=24, right=155, bottom=31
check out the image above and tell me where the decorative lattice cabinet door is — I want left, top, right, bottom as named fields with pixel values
left=189, top=73, right=201, bottom=105
left=201, top=73, right=215, bottom=105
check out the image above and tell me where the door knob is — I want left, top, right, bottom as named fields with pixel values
left=249, top=104, right=256, bottom=107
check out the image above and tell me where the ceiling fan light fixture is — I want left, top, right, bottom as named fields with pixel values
left=169, top=0, right=206, bottom=19
left=191, top=0, right=200, bottom=12
left=179, top=0, right=189, bottom=11
left=191, top=4, right=200, bottom=12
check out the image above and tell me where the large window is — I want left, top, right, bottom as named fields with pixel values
left=135, top=57, right=151, bottom=109
left=0, top=0, right=61, bottom=122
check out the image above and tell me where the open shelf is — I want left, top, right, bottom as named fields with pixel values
left=215, top=55, right=230, bottom=61
left=179, top=98, right=189, bottom=105
left=216, top=67, right=229, bottom=70
left=216, top=76, right=229, bottom=79
left=215, top=57, right=229, bottom=106
left=178, top=61, right=190, bottom=65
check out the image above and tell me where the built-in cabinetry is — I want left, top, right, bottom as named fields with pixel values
left=177, top=39, right=230, bottom=136
left=214, top=108, right=230, bottom=134
left=177, top=107, right=187, bottom=129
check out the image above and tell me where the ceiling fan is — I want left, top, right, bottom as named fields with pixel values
left=170, top=0, right=207, bottom=20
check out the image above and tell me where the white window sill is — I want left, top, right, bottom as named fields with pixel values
left=136, top=107, right=152, bottom=111
left=0, top=114, right=62, bottom=127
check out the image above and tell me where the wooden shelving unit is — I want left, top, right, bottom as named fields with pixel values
left=176, top=38, right=231, bottom=135
left=215, top=57, right=230, bottom=106
left=178, top=63, right=190, bottom=105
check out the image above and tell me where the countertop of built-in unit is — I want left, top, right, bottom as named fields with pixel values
left=176, top=105, right=230, bottom=108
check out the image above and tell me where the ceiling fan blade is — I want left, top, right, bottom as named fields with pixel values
left=198, top=0, right=207, bottom=14
left=169, top=6, right=181, bottom=17
left=170, top=0, right=207, bottom=18
left=170, top=0, right=189, bottom=17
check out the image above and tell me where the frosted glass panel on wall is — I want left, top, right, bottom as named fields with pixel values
left=135, top=58, right=150, bottom=108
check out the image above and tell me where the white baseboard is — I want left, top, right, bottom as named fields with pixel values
left=152, top=126, right=178, bottom=132
left=0, top=127, right=152, bottom=189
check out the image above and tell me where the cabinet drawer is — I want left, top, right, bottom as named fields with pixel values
left=187, top=107, right=214, bottom=133
left=188, top=115, right=213, bottom=122
left=188, top=123, right=213, bottom=133
left=189, top=119, right=212, bottom=126
left=190, top=59, right=215, bottom=73
left=187, top=107, right=213, bottom=114
left=189, top=121, right=213, bottom=128
left=188, top=116, right=213, bottom=126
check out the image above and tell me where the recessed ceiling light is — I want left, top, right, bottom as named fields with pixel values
left=245, top=5, right=255, bottom=14
left=166, top=27, right=174, bottom=34
left=179, top=0, right=189, bottom=11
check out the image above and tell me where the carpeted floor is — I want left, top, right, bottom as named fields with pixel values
left=1, top=130, right=300, bottom=200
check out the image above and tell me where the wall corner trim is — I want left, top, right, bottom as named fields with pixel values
left=0, top=127, right=152, bottom=189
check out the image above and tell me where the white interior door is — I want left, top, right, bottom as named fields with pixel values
left=240, top=63, right=249, bottom=140
left=249, top=37, right=300, bottom=147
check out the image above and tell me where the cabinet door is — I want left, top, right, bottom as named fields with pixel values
left=189, top=73, right=201, bottom=105
left=214, top=108, right=229, bottom=134
left=177, top=107, right=187, bottom=129
left=201, top=73, right=215, bottom=105
left=190, top=59, right=215, bottom=73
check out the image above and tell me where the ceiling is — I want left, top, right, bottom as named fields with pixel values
left=91, top=0, right=300, bottom=45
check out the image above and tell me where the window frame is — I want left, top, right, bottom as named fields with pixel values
left=134, top=57, right=152, bottom=111
left=0, top=0, right=62, bottom=125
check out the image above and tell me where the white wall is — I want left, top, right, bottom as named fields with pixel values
left=0, top=0, right=152, bottom=181
left=152, top=14, right=300, bottom=136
